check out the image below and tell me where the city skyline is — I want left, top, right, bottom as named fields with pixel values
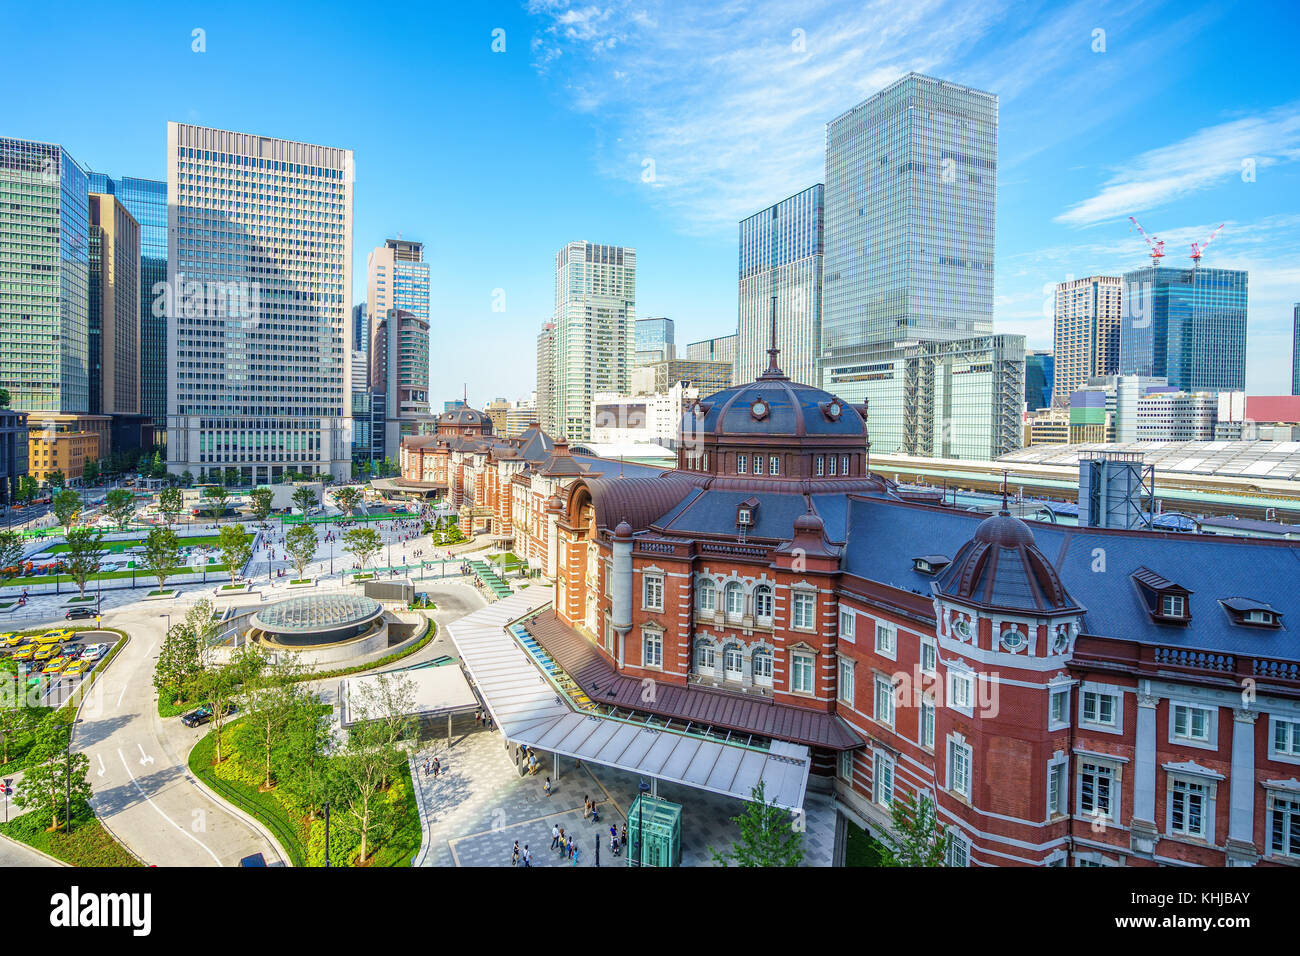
left=6, top=0, right=1296, bottom=405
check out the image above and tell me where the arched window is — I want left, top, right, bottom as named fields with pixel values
left=696, top=642, right=715, bottom=673
left=724, top=644, right=744, bottom=681
left=696, top=578, right=716, bottom=612
left=754, top=585, right=774, bottom=622
left=724, top=582, right=745, bottom=619
left=752, top=648, right=773, bottom=686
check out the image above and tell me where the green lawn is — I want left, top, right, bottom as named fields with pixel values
left=0, top=798, right=141, bottom=866
left=42, top=531, right=246, bottom=554
left=844, top=821, right=886, bottom=867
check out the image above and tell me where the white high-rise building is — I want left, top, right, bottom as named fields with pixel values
left=165, top=123, right=354, bottom=482
left=551, top=241, right=635, bottom=442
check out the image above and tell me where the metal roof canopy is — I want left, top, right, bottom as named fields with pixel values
left=448, top=592, right=811, bottom=812
left=338, top=664, right=479, bottom=727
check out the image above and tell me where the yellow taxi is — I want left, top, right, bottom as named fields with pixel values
left=12, top=644, right=36, bottom=661
left=34, top=629, right=71, bottom=645
left=62, top=659, right=88, bottom=678
left=42, top=656, right=71, bottom=675
left=0, top=632, right=22, bottom=647
left=33, top=644, right=61, bottom=662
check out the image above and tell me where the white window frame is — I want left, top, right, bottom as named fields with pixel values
left=1047, top=757, right=1068, bottom=820
left=695, top=578, right=716, bottom=613
left=1270, top=716, right=1300, bottom=765
left=695, top=641, right=715, bottom=675
left=920, top=639, right=937, bottom=677
left=752, top=648, right=773, bottom=687
left=754, top=584, right=774, bottom=623
left=838, top=749, right=853, bottom=782
left=723, top=582, right=745, bottom=621
left=1161, top=593, right=1186, bottom=617
left=1166, top=774, right=1213, bottom=842
left=946, top=735, right=972, bottom=799
left=768, top=455, right=780, bottom=476
left=921, top=697, right=935, bottom=750
left=839, top=607, right=855, bottom=643
left=945, top=830, right=969, bottom=867
left=641, top=629, right=663, bottom=670
left=790, top=652, right=814, bottom=694
left=815, top=455, right=824, bottom=476
left=874, top=674, right=895, bottom=728
left=947, top=667, right=975, bottom=718
left=1076, top=758, right=1120, bottom=824
left=1267, top=791, right=1300, bottom=860
left=736, top=454, right=747, bottom=474
left=791, top=590, right=816, bottom=630
left=841, top=455, right=850, bottom=476
left=751, top=454, right=763, bottom=476
left=722, top=643, right=744, bottom=682
left=874, top=620, right=896, bottom=660
left=642, top=574, right=664, bottom=612
left=837, top=657, right=854, bottom=706
left=872, top=750, right=895, bottom=807
left=1079, top=683, right=1123, bottom=734
left=1049, top=686, right=1070, bottom=731
left=1169, top=701, right=1216, bottom=750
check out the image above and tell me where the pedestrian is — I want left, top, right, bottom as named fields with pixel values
left=432, top=756, right=441, bottom=778
left=522, top=844, right=531, bottom=867
left=544, top=776, right=552, bottom=797
left=557, top=828, right=566, bottom=855
left=512, top=840, right=520, bottom=866
left=571, top=844, right=580, bottom=866
left=422, top=758, right=429, bottom=778
left=551, top=824, right=560, bottom=850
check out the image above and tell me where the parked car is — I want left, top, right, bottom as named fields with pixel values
left=62, top=659, right=88, bottom=678
left=12, top=645, right=36, bottom=662
left=181, top=702, right=236, bottom=728
left=65, top=606, right=96, bottom=620
left=0, top=633, right=22, bottom=648
left=33, top=644, right=61, bottom=662
left=34, top=629, right=71, bottom=645
left=80, top=643, right=109, bottom=662
left=42, top=656, right=71, bottom=675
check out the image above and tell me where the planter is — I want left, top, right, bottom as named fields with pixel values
left=66, top=595, right=97, bottom=604
left=218, top=583, right=251, bottom=593
left=287, top=579, right=315, bottom=590
left=353, top=573, right=374, bottom=581
left=144, top=589, right=177, bottom=600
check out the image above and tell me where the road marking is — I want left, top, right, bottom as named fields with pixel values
left=117, top=748, right=222, bottom=866
left=116, top=683, right=127, bottom=710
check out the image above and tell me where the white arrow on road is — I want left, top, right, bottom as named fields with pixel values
left=97, top=753, right=106, bottom=777
left=137, top=744, right=154, bottom=766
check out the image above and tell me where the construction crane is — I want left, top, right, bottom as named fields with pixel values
left=1128, top=216, right=1165, bottom=265
left=1190, top=223, right=1225, bottom=265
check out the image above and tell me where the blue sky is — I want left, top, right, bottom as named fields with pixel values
left=6, top=0, right=1299, bottom=404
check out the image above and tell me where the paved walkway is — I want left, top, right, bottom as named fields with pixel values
left=409, top=728, right=835, bottom=867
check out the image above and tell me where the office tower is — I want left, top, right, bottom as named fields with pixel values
left=1292, top=304, right=1299, bottom=396
left=352, top=302, right=368, bottom=389
left=737, top=185, right=823, bottom=386
left=89, top=173, right=167, bottom=432
left=373, top=307, right=431, bottom=452
left=551, top=241, right=635, bottom=442
left=536, top=321, right=555, bottom=434
left=166, top=122, right=353, bottom=482
left=630, top=358, right=733, bottom=399
left=684, top=332, right=736, bottom=385
left=88, top=193, right=141, bottom=416
left=0, top=137, right=91, bottom=414
left=1052, top=276, right=1122, bottom=403
left=821, top=73, right=997, bottom=400
left=1024, top=350, right=1054, bottom=411
left=367, top=239, right=429, bottom=388
left=1119, top=265, right=1248, bottom=392
left=858, top=335, right=1025, bottom=459
left=635, top=316, right=675, bottom=366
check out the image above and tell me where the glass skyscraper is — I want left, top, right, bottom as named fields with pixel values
left=821, top=73, right=997, bottom=398
left=88, top=173, right=167, bottom=430
left=1025, top=350, right=1054, bottom=411
left=0, top=137, right=91, bottom=413
left=635, top=316, right=674, bottom=366
left=166, top=122, right=354, bottom=482
left=737, top=185, right=823, bottom=386
left=1119, top=266, right=1248, bottom=392
left=1292, top=303, right=1299, bottom=396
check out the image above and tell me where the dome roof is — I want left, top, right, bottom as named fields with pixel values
left=935, top=510, right=1078, bottom=613
left=689, top=376, right=863, bottom=439
left=440, top=406, right=490, bottom=428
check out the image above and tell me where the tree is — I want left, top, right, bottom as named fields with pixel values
left=331, top=714, right=400, bottom=864
left=82, top=459, right=100, bottom=485
left=15, top=714, right=91, bottom=831
left=202, top=484, right=229, bottom=520
left=47, top=470, right=66, bottom=491
left=249, top=487, right=274, bottom=523
left=103, top=488, right=135, bottom=530
left=710, top=780, right=804, bottom=867
left=278, top=690, right=333, bottom=813
left=284, top=523, right=318, bottom=580
left=153, top=615, right=202, bottom=706
left=221, top=467, right=240, bottom=489
left=158, top=486, right=183, bottom=527
left=52, top=489, right=81, bottom=530
left=350, top=671, right=418, bottom=788
left=343, top=527, right=382, bottom=574
left=292, top=485, right=318, bottom=515
left=333, top=486, right=362, bottom=516
left=0, top=530, right=22, bottom=574
left=0, top=692, right=36, bottom=764
left=62, top=526, right=105, bottom=600
left=142, top=525, right=181, bottom=594
left=218, top=524, right=251, bottom=585
left=150, top=450, right=166, bottom=479
left=878, top=790, right=951, bottom=867
left=187, top=647, right=263, bottom=764
left=16, top=475, right=37, bottom=504
left=179, top=470, right=194, bottom=488
left=240, top=656, right=306, bottom=790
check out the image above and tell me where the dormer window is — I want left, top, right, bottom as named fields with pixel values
left=1221, top=598, right=1283, bottom=629
left=1132, top=566, right=1192, bottom=625
left=737, top=497, right=760, bottom=529
left=913, top=555, right=951, bottom=575
left=1161, top=594, right=1185, bottom=618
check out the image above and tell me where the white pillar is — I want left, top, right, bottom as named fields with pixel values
left=1227, top=709, right=1259, bottom=865
left=1131, top=691, right=1158, bottom=855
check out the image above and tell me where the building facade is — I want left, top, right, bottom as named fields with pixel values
left=0, top=137, right=91, bottom=415
left=1119, top=266, right=1248, bottom=393
left=1292, top=304, right=1299, bottom=397
left=1053, top=276, right=1122, bottom=403
left=367, top=239, right=429, bottom=386
left=373, top=307, right=431, bottom=453
left=0, top=408, right=28, bottom=504
left=590, top=382, right=700, bottom=451
left=87, top=192, right=140, bottom=415
left=88, top=173, right=167, bottom=433
left=1025, top=350, right=1054, bottom=412
left=685, top=332, right=736, bottom=369
left=352, top=302, right=368, bottom=389
left=635, top=317, right=675, bottom=366
left=27, top=413, right=110, bottom=484
left=536, top=321, right=556, bottom=436
left=165, top=123, right=354, bottom=482
left=631, top=358, right=732, bottom=399
left=551, top=241, right=636, bottom=443
left=820, top=73, right=997, bottom=398
left=737, top=185, right=824, bottom=387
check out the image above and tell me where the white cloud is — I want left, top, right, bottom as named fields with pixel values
left=1055, top=103, right=1300, bottom=226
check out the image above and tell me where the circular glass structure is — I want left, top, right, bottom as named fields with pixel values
left=249, top=595, right=384, bottom=647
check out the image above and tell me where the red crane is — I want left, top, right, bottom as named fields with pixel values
left=1128, top=216, right=1165, bottom=265
left=1190, top=223, right=1225, bottom=264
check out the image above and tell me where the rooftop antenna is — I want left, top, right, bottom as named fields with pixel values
left=760, top=294, right=786, bottom=379
left=1001, top=470, right=1010, bottom=513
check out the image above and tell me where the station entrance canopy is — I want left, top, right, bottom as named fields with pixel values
left=448, top=592, right=811, bottom=811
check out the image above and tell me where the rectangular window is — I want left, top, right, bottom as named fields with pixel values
left=792, top=591, right=815, bottom=629
left=1271, top=796, right=1300, bottom=859
left=815, top=455, right=824, bottom=476
left=838, top=749, right=853, bottom=782
left=920, top=640, right=937, bottom=676
left=1169, top=778, right=1207, bottom=838
left=838, top=658, right=854, bottom=706
left=1081, top=690, right=1117, bottom=727
left=946, top=833, right=969, bottom=867
left=875, top=622, right=896, bottom=657
left=768, top=455, right=780, bottom=476
left=874, top=675, right=895, bottom=727
left=642, top=630, right=663, bottom=669
left=1272, top=718, right=1300, bottom=760
left=827, top=455, right=836, bottom=476
left=1050, top=687, right=1070, bottom=729
left=841, top=455, right=850, bottom=475
left=1161, top=594, right=1186, bottom=617
left=873, top=752, right=894, bottom=806
left=752, top=454, right=763, bottom=475
left=1048, top=762, right=1066, bottom=817
left=948, top=741, right=971, bottom=798
left=948, top=670, right=974, bottom=712
left=1171, top=703, right=1213, bottom=743
left=1078, top=761, right=1116, bottom=822
left=736, top=454, right=747, bottom=474
left=643, top=575, right=663, bottom=611
left=839, top=607, right=855, bottom=642
left=921, top=699, right=935, bottom=749
left=791, top=653, right=814, bottom=694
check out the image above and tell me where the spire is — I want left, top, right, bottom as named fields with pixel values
left=760, top=294, right=787, bottom=380
left=1000, top=469, right=1010, bottom=514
